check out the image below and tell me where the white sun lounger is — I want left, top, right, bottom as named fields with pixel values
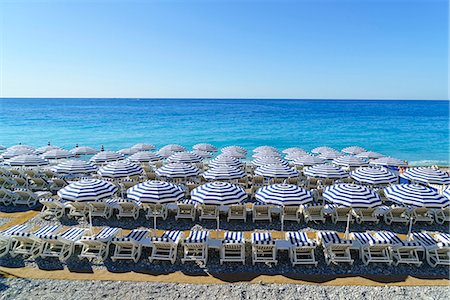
left=330, top=206, right=354, bottom=224
left=181, top=230, right=209, bottom=265
left=227, top=204, right=247, bottom=222
left=40, top=198, right=67, bottom=219
left=411, top=232, right=450, bottom=267
left=66, top=201, right=90, bottom=219
left=13, top=190, right=52, bottom=207
left=39, top=227, right=89, bottom=261
left=411, top=207, right=434, bottom=224
left=302, top=204, right=326, bottom=224
left=350, top=232, right=392, bottom=265
left=144, top=203, right=168, bottom=220
left=252, top=204, right=272, bottom=223
left=251, top=231, right=277, bottom=265
left=149, top=230, right=184, bottom=264
left=111, top=229, right=151, bottom=262
left=317, top=231, right=354, bottom=265
left=383, top=206, right=409, bottom=225
left=433, top=207, right=450, bottom=225
left=374, top=231, right=422, bottom=266
left=0, top=224, right=31, bottom=257
left=282, top=206, right=302, bottom=224
left=10, top=225, right=61, bottom=257
left=89, top=201, right=115, bottom=219
left=199, top=204, right=219, bottom=221
left=220, top=231, right=245, bottom=265
left=286, top=231, right=317, bottom=266
left=77, top=227, right=121, bottom=260
left=0, top=188, right=18, bottom=206
left=175, top=200, right=196, bottom=221
left=113, top=198, right=141, bottom=220
left=352, top=208, right=380, bottom=224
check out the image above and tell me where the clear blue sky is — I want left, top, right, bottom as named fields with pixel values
left=1, top=0, right=448, bottom=99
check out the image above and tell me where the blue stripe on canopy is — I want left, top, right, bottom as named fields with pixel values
left=89, top=151, right=124, bottom=163
left=191, top=182, right=247, bottom=206
left=128, top=151, right=163, bottom=162
left=402, top=167, right=450, bottom=185
left=332, top=156, right=368, bottom=167
left=168, top=152, right=203, bottom=163
left=292, top=155, right=326, bottom=166
left=98, top=161, right=143, bottom=178
left=193, top=143, right=218, bottom=152
left=202, top=165, right=246, bottom=180
left=155, top=163, right=200, bottom=178
left=384, top=184, right=449, bottom=208
left=252, top=157, right=289, bottom=167
left=7, top=154, right=49, bottom=166
left=51, top=160, right=98, bottom=175
left=254, top=164, right=299, bottom=178
left=209, top=156, right=242, bottom=168
left=303, top=164, right=348, bottom=179
left=57, top=179, right=118, bottom=202
left=323, top=184, right=382, bottom=208
left=350, top=167, right=397, bottom=185
left=255, top=184, right=313, bottom=206
left=127, top=180, right=184, bottom=204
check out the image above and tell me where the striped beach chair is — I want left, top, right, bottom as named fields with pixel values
left=317, top=231, right=354, bottom=265
left=251, top=231, right=277, bottom=265
left=411, top=232, right=450, bottom=267
left=220, top=231, right=245, bottom=265
left=149, top=230, right=184, bottom=264
left=0, top=224, right=31, bottom=257
left=181, top=230, right=209, bottom=265
left=77, top=227, right=121, bottom=260
left=39, top=227, right=88, bottom=261
left=286, top=231, right=317, bottom=266
left=374, top=231, right=422, bottom=266
left=350, top=232, right=392, bottom=265
left=111, top=229, right=151, bottom=262
left=10, top=225, right=61, bottom=257
left=175, top=199, right=196, bottom=221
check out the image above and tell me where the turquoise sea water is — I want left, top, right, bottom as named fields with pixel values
left=0, top=99, right=448, bottom=166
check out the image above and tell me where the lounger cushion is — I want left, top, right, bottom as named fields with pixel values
left=113, top=229, right=149, bottom=242
left=153, top=230, right=182, bottom=243
left=223, top=231, right=244, bottom=244
left=319, top=231, right=352, bottom=245
left=81, top=227, right=120, bottom=241
left=251, top=232, right=274, bottom=245
left=42, top=228, right=86, bottom=241
left=352, top=232, right=388, bottom=245
left=185, top=230, right=208, bottom=243
left=13, top=225, right=60, bottom=238
left=375, top=231, right=421, bottom=247
left=287, top=231, right=316, bottom=247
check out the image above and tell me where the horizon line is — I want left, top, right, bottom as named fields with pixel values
left=0, top=97, right=448, bottom=101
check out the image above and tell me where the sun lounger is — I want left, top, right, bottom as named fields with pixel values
left=10, top=225, right=61, bottom=257
left=13, top=189, right=52, bottom=207
left=0, top=176, right=16, bottom=189
left=317, top=231, right=354, bottom=265
left=411, top=207, right=433, bottom=224
left=383, top=206, right=409, bottom=225
left=252, top=204, right=272, bottom=223
left=0, top=224, right=31, bottom=257
left=199, top=204, right=219, bottom=221
left=282, top=206, right=302, bottom=224
left=181, top=230, right=209, bottom=265
left=66, top=201, right=90, bottom=219
left=227, top=204, right=247, bottom=222
left=302, top=203, right=326, bottom=224
left=374, top=231, right=422, bottom=266
left=330, top=206, right=353, bottom=224
left=40, top=198, right=67, bottom=218
left=350, top=232, right=392, bottom=265
left=149, top=230, right=184, bottom=264
left=49, top=178, right=68, bottom=193
left=433, top=207, right=450, bottom=225
left=286, top=231, right=317, bottom=266
left=77, top=227, right=121, bottom=260
left=411, top=232, right=450, bottom=267
left=89, top=201, right=114, bottom=219
left=352, top=208, right=379, bottom=224
left=111, top=229, right=151, bottom=262
left=0, top=188, right=18, bottom=206
left=251, top=231, right=277, bottom=265
left=175, top=200, right=196, bottom=221
left=39, top=227, right=88, bottom=261
left=29, top=177, right=50, bottom=191
left=143, top=203, right=168, bottom=220
left=12, top=177, right=29, bottom=189
left=112, top=198, right=141, bottom=220
left=220, top=231, right=245, bottom=265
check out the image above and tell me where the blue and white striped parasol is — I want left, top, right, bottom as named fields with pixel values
left=57, top=179, right=118, bottom=202
left=202, top=165, right=246, bottom=180
left=221, top=146, right=247, bottom=154
left=51, top=160, right=98, bottom=175
left=384, top=184, right=449, bottom=208
left=401, top=167, right=450, bottom=185
left=70, top=145, right=98, bottom=155
left=7, top=154, right=49, bottom=166
left=254, top=164, right=299, bottom=178
left=369, top=157, right=408, bottom=167
left=155, top=163, right=200, bottom=178
left=192, top=150, right=213, bottom=158
left=168, top=151, right=203, bottom=163
left=36, top=145, right=61, bottom=154
left=98, top=161, right=144, bottom=178
left=117, top=148, right=139, bottom=156
left=350, top=167, right=397, bottom=185
left=319, top=151, right=344, bottom=160
left=41, top=149, right=75, bottom=159
left=341, top=146, right=366, bottom=155
left=191, top=182, right=247, bottom=206
left=282, top=147, right=306, bottom=154
left=193, top=143, right=218, bottom=152
left=303, top=164, right=348, bottom=179
left=127, top=180, right=184, bottom=204
left=160, top=144, right=186, bottom=152
left=0, top=145, right=6, bottom=150
left=292, top=154, right=326, bottom=166
left=209, top=155, right=242, bottom=168
left=128, top=151, right=163, bottom=162
left=90, top=151, right=124, bottom=163
left=252, top=151, right=282, bottom=159
left=443, top=188, right=450, bottom=201
left=253, top=146, right=278, bottom=153
left=332, top=156, right=368, bottom=167
left=356, top=151, right=384, bottom=159
left=323, top=184, right=382, bottom=208
left=2, top=148, right=36, bottom=159
left=255, top=184, right=313, bottom=206
left=131, top=143, right=156, bottom=151
left=221, top=149, right=246, bottom=159
left=252, top=157, right=289, bottom=167
left=7, top=145, right=35, bottom=151
left=157, top=148, right=176, bottom=158
left=311, top=146, right=337, bottom=154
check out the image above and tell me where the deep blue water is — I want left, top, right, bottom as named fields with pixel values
left=0, top=98, right=448, bottom=165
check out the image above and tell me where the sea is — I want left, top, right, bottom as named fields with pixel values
left=0, top=98, right=448, bottom=166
